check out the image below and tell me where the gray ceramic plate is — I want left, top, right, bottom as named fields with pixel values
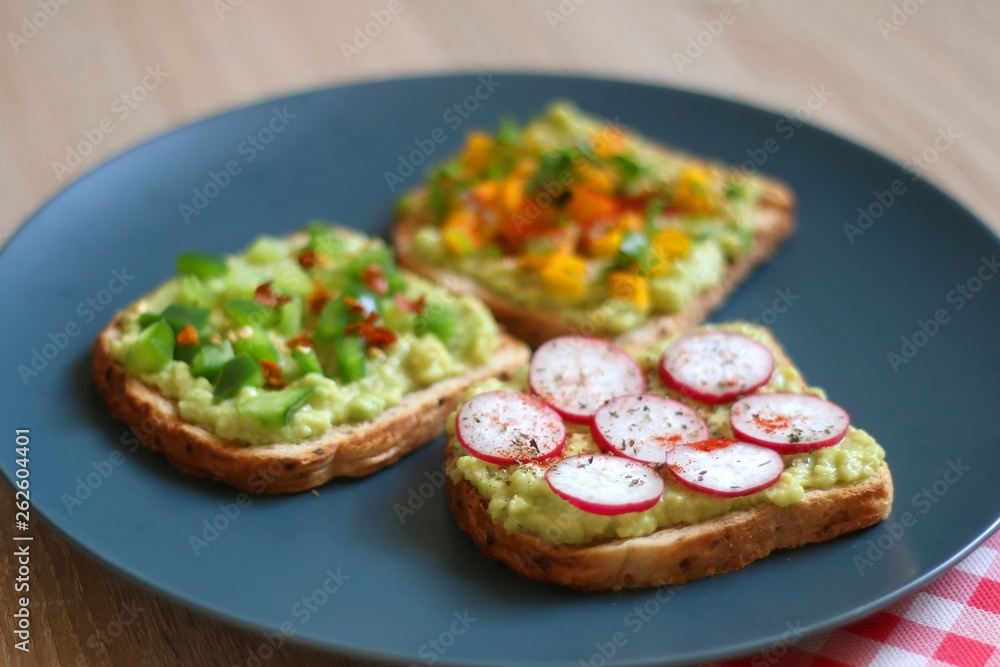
left=2, top=74, right=999, bottom=666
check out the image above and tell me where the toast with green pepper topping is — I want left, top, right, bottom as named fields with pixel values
left=92, top=224, right=529, bottom=494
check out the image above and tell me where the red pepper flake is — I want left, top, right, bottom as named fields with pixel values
left=308, top=282, right=333, bottom=314
left=254, top=282, right=293, bottom=307
left=361, top=264, right=389, bottom=295
left=176, top=323, right=199, bottom=346
left=751, top=413, right=792, bottom=434
left=343, top=296, right=366, bottom=315
left=689, top=437, right=737, bottom=453
left=345, top=312, right=397, bottom=348
left=260, top=359, right=285, bottom=388
left=286, top=334, right=314, bottom=350
left=298, top=249, right=319, bottom=270
left=654, top=433, right=684, bottom=445
left=395, top=293, right=427, bottom=315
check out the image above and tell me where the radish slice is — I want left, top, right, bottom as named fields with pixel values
left=545, top=454, right=664, bottom=516
left=665, top=438, right=785, bottom=498
left=529, top=336, right=645, bottom=423
left=659, top=331, right=774, bottom=404
left=729, top=393, right=850, bottom=453
left=455, top=391, right=566, bottom=464
left=591, top=393, right=709, bottom=463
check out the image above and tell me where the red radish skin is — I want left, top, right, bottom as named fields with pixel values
left=545, top=454, right=665, bottom=516
left=591, top=393, right=709, bottom=463
left=665, top=438, right=785, bottom=498
left=455, top=391, right=566, bottom=465
left=529, top=336, right=645, bottom=423
left=659, top=331, right=774, bottom=404
left=730, top=393, right=850, bottom=453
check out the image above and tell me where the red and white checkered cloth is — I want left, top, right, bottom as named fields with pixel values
left=707, top=530, right=1000, bottom=667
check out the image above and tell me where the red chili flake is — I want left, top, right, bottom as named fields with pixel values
left=689, top=437, right=737, bottom=453
left=361, top=264, right=389, bottom=295
left=343, top=296, right=366, bottom=315
left=308, top=282, right=333, bottom=314
left=297, top=249, right=318, bottom=269
left=346, top=312, right=397, bottom=348
left=176, top=323, right=199, bottom=346
left=254, top=282, right=293, bottom=307
left=286, top=334, right=314, bottom=350
left=395, top=293, right=427, bottom=315
left=752, top=413, right=792, bottom=434
left=260, top=359, right=285, bottom=388
left=654, top=433, right=685, bottom=446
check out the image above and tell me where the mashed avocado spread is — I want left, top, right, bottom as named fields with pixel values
left=446, top=323, right=885, bottom=545
left=109, top=224, right=499, bottom=445
left=400, top=102, right=768, bottom=335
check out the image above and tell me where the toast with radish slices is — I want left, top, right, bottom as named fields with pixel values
left=444, top=323, right=893, bottom=590
left=393, top=102, right=795, bottom=348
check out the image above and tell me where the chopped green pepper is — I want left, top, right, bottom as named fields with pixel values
left=336, top=337, right=367, bottom=383
left=225, top=298, right=273, bottom=329
left=125, top=320, right=175, bottom=375
left=177, top=252, right=228, bottom=281
left=232, top=328, right=279, bottom=364
left=160, top=303, right=210, bottom=334
left=214, top=354, right=264, bottom=399
left=190, top=341, right=235, bottom=382
left=238, top=387, right=314, bottom=427
left=291, top=348, right=323, bottom=376
left=415, top=306, right=461, bottom=345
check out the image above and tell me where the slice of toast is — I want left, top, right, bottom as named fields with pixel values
left=393, top=102, right=796, bottom=348
left=443, top=323, right=893, bottom=590
left=93, top=327, right=528, bottom=494
left=90, top=225, right=531, bottom=494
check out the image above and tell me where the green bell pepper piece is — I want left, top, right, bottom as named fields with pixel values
left=125, top=320, right=175, bottom=375
left=238, top=387, right=314, bottom=427
left=177, top=252, right=228, bottom=281
left=232, top=328, right=279, bottom=364
left=291, top=347, right=323, bottom=376
left=225, top=298, right=273, bottom=329
left=190, top=341, right=235, bottom=382
left=214, top=354, right=264, bottom=399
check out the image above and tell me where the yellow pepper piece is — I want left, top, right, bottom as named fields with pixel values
left=593, top=125, right=627, bottom=158
left=471, top=180, right=500, bottom=207
left=502, top=176, right=525, bottom=214
left=586, top=228, right=623, bottom=258
left=673, top=166, right=715, bottom=215
left=565, top=187, right=617, bottom=222
left=577, top=162, right=616, bottom=195
left=442, top=210, right=482, bottom=256
left=615, top=210, right=644, bottom=232
left=647, top=230, right=691, bottom=276
left=607, top=271, right=650, bottom=313
left=461, top=132, right=495, bottom=175
left=540, top=254, right=587, bottom=297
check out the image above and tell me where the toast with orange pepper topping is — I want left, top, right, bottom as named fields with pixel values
left=393, top=103, right=795, bottom=348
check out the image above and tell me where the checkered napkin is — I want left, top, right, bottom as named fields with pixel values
left=706, top=531, right=1000, bottom=667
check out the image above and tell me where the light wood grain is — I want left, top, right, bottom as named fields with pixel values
left=1, top=1, right=998, bottom=665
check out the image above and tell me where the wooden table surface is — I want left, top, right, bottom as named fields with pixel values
left=1, top=2, right=998, bottom=665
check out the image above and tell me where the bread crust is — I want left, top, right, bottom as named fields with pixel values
left=394, top=178, right=796, bottom=349
left=92, top=320, right=529, bottom=494
left=446, top=446, right=892, bottom=591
